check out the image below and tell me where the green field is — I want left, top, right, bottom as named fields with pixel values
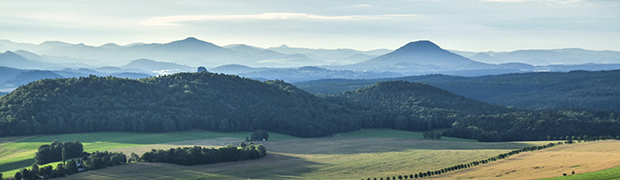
left=544, top=164, right=620, bottom=180
left=0, top=130, right=298, bottom=178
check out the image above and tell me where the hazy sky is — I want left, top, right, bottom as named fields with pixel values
left=1, top=0, right=619, bottom=51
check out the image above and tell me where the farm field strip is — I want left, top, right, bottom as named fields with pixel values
left=430, top=140, right=620, bottom=180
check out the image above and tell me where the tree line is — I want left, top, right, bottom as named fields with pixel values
left=138, top=143, right=266, bottom=166
left=2, top=140, right=265, bottom=179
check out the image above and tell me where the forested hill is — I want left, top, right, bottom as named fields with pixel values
left=295, top=70, right=620, bottom=113
left=1, top=73, right=619, bottom=141
left=328, top=81, right=513, bottom=132
left=0, top=72, right=361, bottom=137
left=337, top=81, right=509, bottom=115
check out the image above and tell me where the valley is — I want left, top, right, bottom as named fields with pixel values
left=2, top=1, right=620, bottom=179
left=4, top=129, right=613, bottom=180
left=1, top=67, right=619, bottom=180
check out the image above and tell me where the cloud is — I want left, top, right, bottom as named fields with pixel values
left=481, top=0, right=582, bottom=3
left=352, top=4, right=372, bottom=7
left=481, top=0, right=529, bottom=2
left=142, top=13, right=417, bottom=26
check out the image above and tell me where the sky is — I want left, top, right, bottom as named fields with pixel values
left=0, top=0, right=619, bottom=52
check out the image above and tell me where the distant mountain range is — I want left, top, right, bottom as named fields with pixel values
left=2, top=37, right=620, bottom=91
left=211, top=65, right=402, bottom=82
left=453, top=49, right=620, bottom=66
left=2, top=37, right=618, bottom=68
left=0, top=66, right=152, bottom=91
left=0, top=37, right=389, bottom=68
left=0, top=57, right=164, bottom=91
left=338, top=41, right=620, bottom=76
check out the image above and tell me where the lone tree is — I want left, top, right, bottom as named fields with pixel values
left=251, top=130, right=270, bottom=141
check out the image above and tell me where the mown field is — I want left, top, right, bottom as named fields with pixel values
left=3, top=129, right=618, bottom=180
left=58, top=129, right=549, bottom=180
left=431, top=140, right=620, bottom=180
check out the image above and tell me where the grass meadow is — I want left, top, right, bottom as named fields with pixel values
left=0, top=130, right=298, bottom=178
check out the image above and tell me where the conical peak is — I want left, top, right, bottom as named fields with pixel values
left=397, top=40, right=442, bottom=52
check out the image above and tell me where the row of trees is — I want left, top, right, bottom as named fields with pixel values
left=84, top=151, right=127, bottom=170
left=442, top=110, right=620, bottom=141
left=361, top=142, right=569, bottom=180
left=15, top=160, right=79, bottom=180
left=139, top=143, right=266, bottom=166
left=548, top=135, right=620, bottom=141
